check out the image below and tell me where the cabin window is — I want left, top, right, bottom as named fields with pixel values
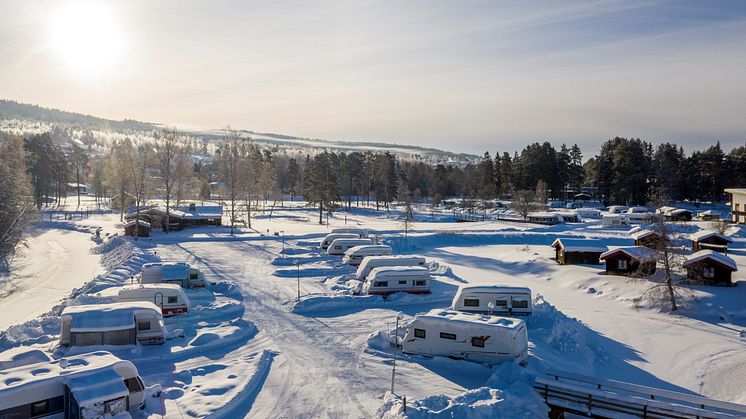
left=399, top=280, right=407, bottom=285
left=703, top=266, right=715, bottom=279
left=138, top=320, right=151, bottom=331
left=168, top=296, right=178, bottom=304
left=471, top=337, right=486, bottom=348
left=463, top=298, right=480, bottom=307
left=374, top=281, right=388, bottom=287
left=415, top=280, right=427, bottom=286
left=495, top=299, right=508, bottom=307
left=512, top=299, right=529, bottom=309
left=617, top=259, right=628, bottom=270
left=414, top=328, right=426, bottom=338
left=31, top=400, right=49, bottom=416
left=124, top=377, right=144, bottom=393
left=440, top=332, right=456, bottom=340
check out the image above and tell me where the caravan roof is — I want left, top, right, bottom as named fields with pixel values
left=368, top=265, right=429, bottom=278
left=344, top=244, right=391, bottom=255
left=61, top=301, right=162, bottom=332
left=454, top=284, right=531, bottom=295
left=414, top=309, right=524, bottom=330
left=141, top=262, right=192, bottom=280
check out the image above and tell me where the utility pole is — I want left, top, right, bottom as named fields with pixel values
left=390, top=311, right=404, bottom=394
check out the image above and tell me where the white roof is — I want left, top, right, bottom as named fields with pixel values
left=455, top=284, right=531, bottom=294
left=630, top=229, right=658, bottom=241
left=528, top=212, right=562, bottom=218
left=699, top=209, right=721, bottom=216
left=551, top=238, right=608, bottom=253
left=123, top=219, right=151, bottom=228
left=344, top=245, right=391, bottom=255
left=61, top=301, right=162, bottom=332
left=329, top=238, right=373, bottom=245
left=690, top=230, right=733, bottom=243
left=600, top=246, right=657, bottom=263
left=415, top=309, right=525, bottom=330
left=142, top=262, right=191, bottom=279
left=725, top=188, right=746, bottom=195
left=683, top=250, right=738, bottom=271
left=120, top=282, right=183, bottom=293
left=64, top=367, right=129, bottom=406
left=369, top=265, right=429, bottom=277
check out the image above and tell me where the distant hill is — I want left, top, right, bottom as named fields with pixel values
left=0, top=99, right=477, bottom=164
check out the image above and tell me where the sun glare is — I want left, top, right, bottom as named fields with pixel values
left=48, top=2, right=125, bottom=77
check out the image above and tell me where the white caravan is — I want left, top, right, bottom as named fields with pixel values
left=331, top=227, right=369, bottom=238
left=319, top=233, right=359, bottom=250
left=363, top=266, right=431, bottom=295
left=576, top=208, right=602, bottom=219
left=401, top=309, right=528, bottom=365
left=117, top=283, right=190, bottom=316
left=0, top=351, right=146, bottom=418
left=451, top=285, right=532, bottom=316
left=607, top=205, right=630, bottom=214
left=327, top=238, right=374, bottom=256
left=60, top=301, right=166, bottom=347
left=342, top=245, right=393, bottom=266
left=355, top=255, right=427, bottom=280
left=139, top=262, right=207, bottom=288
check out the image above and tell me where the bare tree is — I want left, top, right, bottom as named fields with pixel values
left=104, top=140, right=133, bottom=221
left=0, top=135, right=34, bottom=272
left=399, top=202, right=415, bottom=239
left=155, top=129, right=188, bottom=233
left=217, top=130, right=247, bottom=236
left=510, top=190, right=540, bottom=220
left=710, top=219, right=730, bottom=234
left=124, top=141, right=152, bottom=240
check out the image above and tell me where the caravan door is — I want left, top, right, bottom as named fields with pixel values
left=154, top=291, right=164, bottom=308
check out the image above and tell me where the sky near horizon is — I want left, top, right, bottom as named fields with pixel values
left=1, top=0, right=745, bottom=154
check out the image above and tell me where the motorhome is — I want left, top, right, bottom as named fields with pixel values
left=60, top=301, right=166, bottom=347
left=576, top=208, right=602, bottom=219
left=342, top=245, right=393, bottom=266
left=117, top=283, right=190, bottom=316
left=450, top=285, right=532, bottom=316
left=319, top=233, right=359, bottom=250
left=401, top=309, right=528, bottom=365
left=607, top=205, right=630, bottom=214
left=0, top=351, right=146, bottom=418
left=363, top=266, right=431, bottom=295
left=355, top=255, right=427, bottom=280
left=139, top=262, right=207, bottom=288
left=326, top=238, right=374, bottom=256
left=330, top=227, right=369, bottom=238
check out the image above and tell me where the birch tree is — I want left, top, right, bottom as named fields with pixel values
left=155, top=129, right=188, bottom=233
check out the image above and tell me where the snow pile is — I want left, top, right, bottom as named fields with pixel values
left=377, top=363, right=548, bottom=418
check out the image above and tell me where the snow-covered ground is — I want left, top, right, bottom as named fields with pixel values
left=2, top=198, right=746, bottom=417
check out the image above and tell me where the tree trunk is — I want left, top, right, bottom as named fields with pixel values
left=318, top=202, right=323, bottom=225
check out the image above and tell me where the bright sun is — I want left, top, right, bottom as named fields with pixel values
left=48, top=2, right=125, bottom=77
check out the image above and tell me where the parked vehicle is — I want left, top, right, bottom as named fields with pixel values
left=60, top=301, right=167, bottom=347
left=576, top=208, right=602, bottom=219
left=330, top=227, right=369, bottom=238
left=117, top=283, right=190, bottom=316
left=319, top=233, right=359, bottom=250
left=565, top=202, right=583, bottom=209
left=607, top=206, right=630, bottom=214
left=342, top=245, right=393, bottom=266
left=327, top=238, right=374, bottom=256
left=0, top=351, right=146, bottom=418
left=450, top=285, right=532, bottom=315
left=139, top=262, right=207, bottom=288
left=363, top=266, right=431, bottom=295
left=401, top=309, right=528, bottom=365
left=355, top=255, right=427, bottom=280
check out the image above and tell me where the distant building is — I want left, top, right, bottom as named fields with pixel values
left=124, top=219, right=151, bottom=237
left=125, top=204, right=223, bottom=231
left=600, top=246, right=657, bottom=276
left=66, top=182, right=88, bottom=195
left=551, top=238, right=607, bottom=265
left=725, top=188, right=746, bottom=223
left=683, top=250, right=737, bottom=286
left=630, top=229, right=665, bottom=249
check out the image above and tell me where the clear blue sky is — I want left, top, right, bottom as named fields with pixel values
left=1, top=0, right=745, bottom=154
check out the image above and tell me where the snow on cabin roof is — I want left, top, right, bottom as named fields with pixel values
left=123, top=219, right=150, bottom=228
left=600, top=246, right=657, bottom=263
left=63, top=367, right=129, bottom=406
left=684, top=250, right=738, bottom=271
left=174, top=205, right=223, bottom=219
left=690, top=230, right=733, bottom=243
left=670, top=208, right=693, bottom=215
left=551, top=238, right=608, bottom=253
left=699, top=209, right=721, bottom=216
left=61, top=302, right=162, bottom=332
left=630, top=229, right=658, bottom=241
left=417, top=309, right=524, bottom=329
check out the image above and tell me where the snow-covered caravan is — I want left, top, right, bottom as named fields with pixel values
left=602, top=214, right=631, bottom=227
left=0, top=351, right=146, bottom=418
left=319, top=233, right=359, bottom=250
left=451, top=285, right=532, bottom=316
left=330, top=227, right=369, bottom=238
left=355, top=255, right=427, bottom=280
left=327, top=238, right=374, bottom=255
left=117, top=283, right=190, bottom=316
left=60, top=302, right=166, bottom=347
left=140, top=262, right=207, bottom=288
left=401, top=309, right=528, bottom=365
left=576, top=208, right=602, bottom=219
left=363, top=266, right=431, bottom=295
left=342, top=245, right=393, bottom=266
left=607, top=206, right=630, bottom=214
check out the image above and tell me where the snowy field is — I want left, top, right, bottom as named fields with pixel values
left=2, top=198, right=746, bottom=417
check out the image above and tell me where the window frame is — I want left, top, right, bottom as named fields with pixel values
left=463, top=298, right=480, bottom=307
left=618, top=258, right=629, bottom=270
left=414, top=328, right=426, bottom=338
left=439, top=332, right=456, bottom=340
left=137, top=320, right=151, bottom=331
left=471, top=337, right=486, bottom=348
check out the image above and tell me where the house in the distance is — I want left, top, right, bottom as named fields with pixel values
left=630, top=229, right=664, bottom=249
left=725, top=188, right=746, bottom=223
left=690, top=230, right=733, bottom=254
left=551, top=238, right=607, bottom=265
left=124, top=219, right=151, bottom=237
left=600, top=246, right=657, bottom=276
left=683, top=250, right=737, bottom=286
left=125, top=204, right=223, bottom=231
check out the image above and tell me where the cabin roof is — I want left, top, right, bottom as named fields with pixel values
left=61, top=301, right=162, bottom=331
left=690, top=230, right=733, bottom=243
left=725, top=188, right=746, bottom=195
left=551, top=238, right=608, bottom=253
left=630, top=229, right=659, bottom=241
left=416, top=309, right=525, bottom=329
left=683, top=250, right=738, bottom=271
left=600, top=246, right=657, bottom=263
left=123, top=219, right=151, bottom=228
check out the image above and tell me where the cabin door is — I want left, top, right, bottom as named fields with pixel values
left=154, top=291, right=164, bottom=308
left=64, top=385, right=81, bottom=419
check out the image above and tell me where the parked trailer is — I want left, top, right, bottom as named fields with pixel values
left=342, top=245, right=393, bottom=266
left=401, top=309, right=528, bottom=365
left=355, top=255, right=427, bottom=280
left=117, top=283, right=190, bottom=316
left=0, top=351, right=146, bottom=418
left=319, top=233, right=359, bottom=250
left=451, top=285, right=532, bottom=316
left=327, top=238, right=374, bottom=256
left=330, top=227, right=369, bottom=238
left=139, top=262, right=207, bottom=288
left=60, top=301, right=167, bottom=347
left=363, top=266, right=431, bottom=295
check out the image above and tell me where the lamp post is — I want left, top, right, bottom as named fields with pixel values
left=390, top=311, right=404, bottom=394
left=293, top=259, right=300, bottom=301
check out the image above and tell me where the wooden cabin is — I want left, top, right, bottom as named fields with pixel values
left=551, top=238, right=608, bottom=265
left=600, top=246, right=657, bottom=276
left=124, top=219, right=151, bottom=237
left=527, top=212, right=563, bottom=225
left=124, top=204, right=223, bottom=231
left=690, top=230, right=733, bottom=254
left=683, top=250, right=737, bottom=286
left=630, top=229, right=665, bottom=249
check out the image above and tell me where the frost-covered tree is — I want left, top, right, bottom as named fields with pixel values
left=0, top=134, right=34, bottom=272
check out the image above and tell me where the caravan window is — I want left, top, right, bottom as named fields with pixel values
left=374, top=281, right=388, bottom=287
left=104, top=397, right=128, bottom=416
left=495, top=299, right=508, bottom=307
left=124, top=377, right=144, bottom=393
left=398, top=280, right=407, bottom=285
left=31, top=400, right=49, bottom=416
left=190, top=272, right=198, bottom=280
left=439, top=332, right=456, bottom=340
left=104, top=329, right=134, bottom=345
left=463, top=298, right=480, bottom=307
left=415, top=280, right=427, bottom=286
left=512, top=299, right=529, bottom=309
left=138, top=320, right=151, bottom=331
left=414, top=328, right=426, bottom=338
left=471, top=337, right=485, bottom=348
left=168, top=296, right=178, bottom=304
left=74, top=332, right=103, bottom=346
